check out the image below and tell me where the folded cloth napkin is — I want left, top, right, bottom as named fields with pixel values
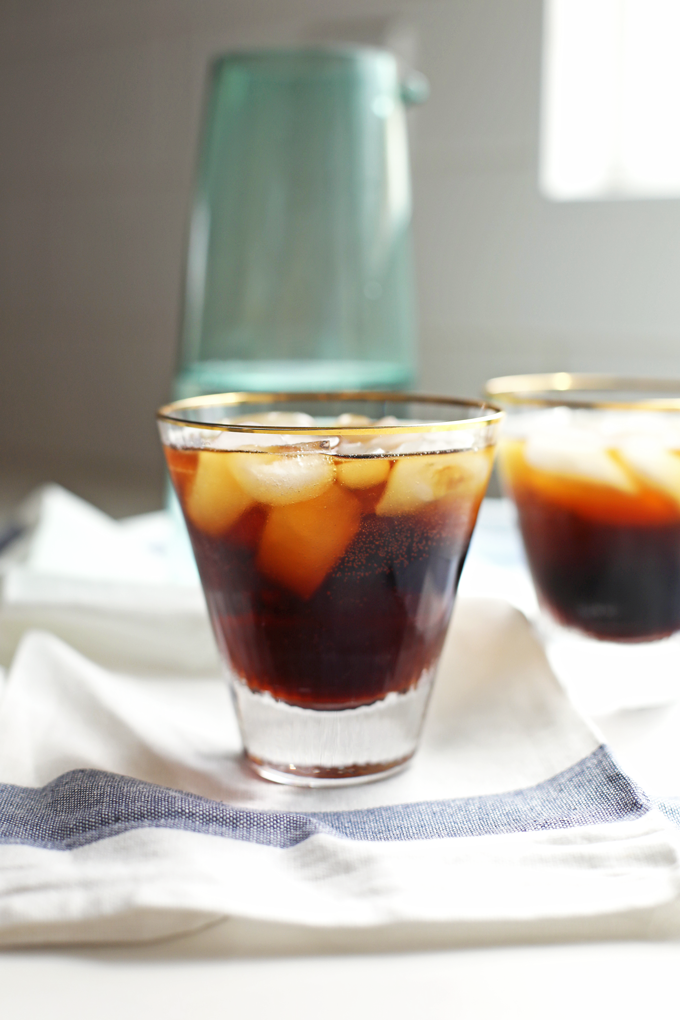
left=0, top=486, right=216, bottom=677
left=0, top=592, right=678, bottom=946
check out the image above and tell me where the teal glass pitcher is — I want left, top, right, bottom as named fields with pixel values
left=174, top=46, right=426, bottom=398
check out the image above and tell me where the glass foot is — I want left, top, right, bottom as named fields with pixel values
left=230, top=667, right=435, bottom=788
left=245, top=753, right=412, bottom=788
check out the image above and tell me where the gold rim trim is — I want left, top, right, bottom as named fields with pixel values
left=157, top=391, right=504, bottom=435
left=484, top=373, right=680, bottom=411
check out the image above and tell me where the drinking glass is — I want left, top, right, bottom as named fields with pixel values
left=485, top=373, right=680, bottom=708
left=158, top=392, right=502, bottom=785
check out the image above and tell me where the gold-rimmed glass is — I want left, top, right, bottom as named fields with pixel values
left=485, top=373, right=680, bottom=651
left=157, top=392, right=502, bottom=786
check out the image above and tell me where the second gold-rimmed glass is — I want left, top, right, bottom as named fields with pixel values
left=158, top=393, right=502, bottom=786
left=485, top=373, right=680, bottom=708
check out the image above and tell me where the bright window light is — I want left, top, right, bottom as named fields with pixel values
left=541, top=0, right=680, bottom=200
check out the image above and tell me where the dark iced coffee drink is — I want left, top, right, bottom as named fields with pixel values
left=158, top=395, right=501, bottom=785
left=499, top=409, right=680, bottom=641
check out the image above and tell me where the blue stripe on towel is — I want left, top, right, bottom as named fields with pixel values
left=0, top=746, right=650, bottom=851
left=657, top=797, right=680, bottom=828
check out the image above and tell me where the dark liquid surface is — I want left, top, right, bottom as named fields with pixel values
left=187, top=503, right=473, bottom=709
left=516, top=496, right=680, bottom=641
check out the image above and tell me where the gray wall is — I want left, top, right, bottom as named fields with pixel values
left=3, top=0, right=680, bottom=500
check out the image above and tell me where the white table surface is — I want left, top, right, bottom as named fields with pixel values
left=2, top=910, right=680, bottom=1019
left=3, top=498, right=680, bottom=1018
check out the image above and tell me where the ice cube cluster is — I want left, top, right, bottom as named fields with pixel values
left=507, top=407, right=680, bottom=503
left=173, top=422, right=495, bottom=598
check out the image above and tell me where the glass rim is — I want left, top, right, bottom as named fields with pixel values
left=156, top=391, right=504, bottom=436
left=484, top=372, right=680, bottom=411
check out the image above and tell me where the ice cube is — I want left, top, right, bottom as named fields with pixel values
left=523, top=435, right=638, bottom=492
left=229, top=411, right=316, bottom=426
left=335, top=413, right=373, bottom=425
left=209, top=431, right=259, bottom=452
left=257, top=484, right=362, bottom=598
left=335, top=457, right=391, bottom=489
left=228, top=452, right=335, bottom=506
left=618, top=441, right=680, bottom=507
left=209, top=412, right=319, bottom=452
left=334, top=426, right=476, bottom=459
left=209, top=430, right=332, bottom=452
left=376, top=449, right=493, bottom=516
left=185, top=451, right=254, bottom=536
left=335, top=433, right=407, bottom=458
left=388, top=430, right=476, bottom=455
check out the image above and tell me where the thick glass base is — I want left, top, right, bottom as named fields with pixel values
left=537, top=611, right=680, bottom=715
left=246, top=754, right=412, bottom=788
left=230, top=668, right=435, bottom=787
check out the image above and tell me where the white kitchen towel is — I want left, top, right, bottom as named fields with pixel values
left=0, top=486, right=215, bottom=676
left=0, top=597, right=678, bottom=946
